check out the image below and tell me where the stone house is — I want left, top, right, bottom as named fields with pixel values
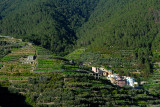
left=21, top=55, right=36, bottom=64
left=27, top=55, right=35, bottom=61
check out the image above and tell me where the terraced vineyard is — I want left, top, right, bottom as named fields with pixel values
left=1, top=36, right=160, bottom=106
left=65, top=48, right=140, bottom=77
left=142, top=63, right=160, bottom=96
left=0, top=43, right=36, bottom=73
left=34, top=46, right=80, bottom=72
left=0, top=37, right=35, bottom=74
left=8, top=71, right=160, bottom=107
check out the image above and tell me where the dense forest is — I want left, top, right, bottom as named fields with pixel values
left=0, top=0, right=99, bottom=55
left=0, top=0, right=160, bottom=76
left=75, top=0, right=160, bottom=77
left=0, top=0, right=159, bottom=54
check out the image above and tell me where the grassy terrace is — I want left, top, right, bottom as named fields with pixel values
left=0, top=55, right=25, bottom=62
left=9, top=48, right=35, bottom=55
left=0, top=64, right=3, bottom=68
left=65, top=48, right=141, bottom=79
left=1, top=37, right=160, bottom=106
left=65, top=48, right=86, bottom=60
left=34, top=46, right=80, bottom=72
left=34, top=46, right=55, bottom=56
left=0, top=38, right=37, bottom=74
left=0, top=76, right=28, bottom=80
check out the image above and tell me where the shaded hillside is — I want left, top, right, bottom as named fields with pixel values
left=0, top=86, right=31, bottom=107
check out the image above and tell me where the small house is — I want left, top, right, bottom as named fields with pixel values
left=92, top=67, right=103, bottom=75
left=27, top=55, right=35, bottom=61
left=92, top=67, right=112, bottom=76
left=24, top=55, right=36, bottom=64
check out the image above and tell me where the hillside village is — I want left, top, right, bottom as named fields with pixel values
left=0, top=35, right=139, bottom=88
left=92, top=67, right=138, bottom=87
left=1, top=35, right=160, bottom=106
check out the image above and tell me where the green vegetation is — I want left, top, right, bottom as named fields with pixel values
left=0, top=37, right=160, bottom=106
left=0, top=64, right=3, bottom=69
left=34, top=46, right=80, bottom=72
left=1, top=55, right=24, bottom=62
left=34, top=46, right=55, bottom=56
left=4, top=72, right=160, bottom=107
left=1, top=0, right=158, bottom=77
left=0, top=0, right=99, bottom=55
left=0, top=0, right=160, bottom=77
left=1, top=0, right=160, bottom=106
left=75, top=0, right=160, bottom=78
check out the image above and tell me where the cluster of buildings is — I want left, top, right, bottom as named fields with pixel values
left=92, top=67, right=138, bottom=87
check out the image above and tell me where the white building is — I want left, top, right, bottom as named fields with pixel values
left=125, top=77, right=135, bottom=87
left=27, top=55, right=34, bottom=61
left=108, top=74, right=119, bottom=78
left=92, top=67, right=103, bottom=75
left=107, top=74, right=120, bottom=80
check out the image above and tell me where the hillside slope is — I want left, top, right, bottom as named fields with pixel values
left=0, top=0, right=160, bottom=75
left=1, top=0, right=159, bottom=56
left=74, top=0, right=160, bottom=77
left=0, top=33, right=160, bottom=107
left=0, top=0, right=99, bottom=55
left=77, top=0, right=160, bottom=49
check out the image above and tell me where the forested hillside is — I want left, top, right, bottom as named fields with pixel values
left=0, top=0, right=160, bottom=75
left=77, top=0, right=160, bottom=50
left=75, top=0, right=160, bottom=77
left=0, top=0, right=99, bottom=55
